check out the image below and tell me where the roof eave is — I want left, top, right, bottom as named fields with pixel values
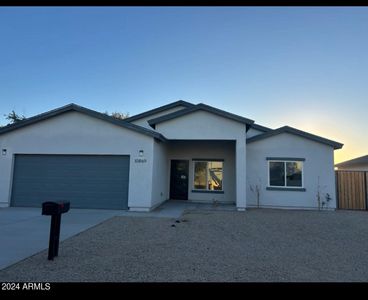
left=0, top=103, right=166, bottom=141
left=125, top=100, right=195, bottom=122
left=250, top=123, right=272, bottom=132
left=246, top=126, right=343, bottom=150
left=0, top=103, right=76, bottom=135
left=335, top=155, right=368, bottom=167
left=148, top=104, right=255, bottom=126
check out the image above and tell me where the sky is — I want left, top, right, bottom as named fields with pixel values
left=0, top=7, right=367, bottom=164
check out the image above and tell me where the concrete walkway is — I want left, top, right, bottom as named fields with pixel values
left=0, top=200, right=235, bottom=270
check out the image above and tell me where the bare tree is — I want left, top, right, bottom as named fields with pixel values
left=104, top=111, right=129, bottom=120
left=250, top=178, right=262, bottom=208
left=4, top=110, right=26, bottom=125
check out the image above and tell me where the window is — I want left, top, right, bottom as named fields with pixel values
left=268, top=160, right=303, bottom=188
left=193, top=161, right=223, bottom=191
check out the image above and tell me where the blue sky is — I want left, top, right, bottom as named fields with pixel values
left=0, top=7, right=367, bottom=163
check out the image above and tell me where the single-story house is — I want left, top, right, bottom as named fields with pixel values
left=0, top=100, right=343, bottom=211
left=335, top=155, right=368, bottom=171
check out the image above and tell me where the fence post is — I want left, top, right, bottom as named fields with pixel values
left=335, top=171, right=339, bottom=209
left=365, top=171, right=368, bottom=211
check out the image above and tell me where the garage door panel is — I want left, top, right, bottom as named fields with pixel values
left=11, top=155, right=130, bottom=209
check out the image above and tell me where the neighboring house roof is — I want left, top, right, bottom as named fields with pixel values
left=0, top=103, right=166, bottom=141
left=335, top=155, right=368, bottom=168
left=125, top=100, right=195, bottom=122
left=147, top=103, right=255, bottom=128
left=246, top=125, right=343, bottom=149
left=250, top=123, right=272, bottom=132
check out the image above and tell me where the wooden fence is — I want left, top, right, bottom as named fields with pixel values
left=336, top=171, right=368, bottom=210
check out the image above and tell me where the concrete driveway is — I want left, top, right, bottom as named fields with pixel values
left=0, top=207, right=129, bottom=270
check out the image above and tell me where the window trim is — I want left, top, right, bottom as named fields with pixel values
left=192, top=160, right=224, bottom=192
left=266, top=187, right=306, bottom=192
left=267, top=159, right=304, bottom=189
left=192, top=158, right=224, bottom=162
left=266, top=157, right=305, bottom=162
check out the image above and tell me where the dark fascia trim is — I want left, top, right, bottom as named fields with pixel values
left=266, top=187, right=306, bottom=192
left=246, top=126, right=343, bottom=150
left=192, top=158, right=224, bottom=162
left=191, top=190, right=224, bottom=194
left=266, top=157, right=305, bottom=161
left=148, top=103, right=255, bottom=127
left=0, top=103, right=167, bottom=142
left=250, top=123, right=272, bottom=132
left=125, top=100, right=195, bottom=122
left=335, top=155, right=368, bottom=168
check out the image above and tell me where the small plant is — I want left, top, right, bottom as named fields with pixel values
left=250, top=179, right=262, bottom=208
left=322, top=193, right=332, bottom=210
left=316, top=176, right=329, bottom=210
left=317, top=175, right=332, bottom=210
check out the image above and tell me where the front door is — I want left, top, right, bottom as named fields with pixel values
left=170, top=160, right=189, bottom=200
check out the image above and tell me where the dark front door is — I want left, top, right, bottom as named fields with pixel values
left=170, top=160, right=189, bottom=200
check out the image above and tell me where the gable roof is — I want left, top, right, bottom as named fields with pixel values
left=0, top=103, right=166, bottom=141
left=246, top=126, right=343, bottom=149
left=125, top=100, right=195, bottom=122
left=335, top=155, right=368, bottom=168
left=250, top=123, right=272, bottom=132
left=147, top=103, right=254, bottom=128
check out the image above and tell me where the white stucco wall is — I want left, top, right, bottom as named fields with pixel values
left=0, top=111, right=155, bottom=210
left=167, top=140, right=236, bottom=203
left=155, top=110, right=246, bottom=140
left=130, top=106, right=187, bottom=129
left=246, top=133, right=337, bottom=209
left=151, top=140, right=169, bottom=208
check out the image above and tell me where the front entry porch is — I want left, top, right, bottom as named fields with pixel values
left=164, top=140, right=246, bottom=210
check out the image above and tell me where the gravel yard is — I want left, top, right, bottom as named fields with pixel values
left=1, top=208, right=367, bottom=282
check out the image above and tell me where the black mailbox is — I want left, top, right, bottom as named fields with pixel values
left=42, top=201, right=70, bottom=215
left=42, top=201, right=70, bottom=260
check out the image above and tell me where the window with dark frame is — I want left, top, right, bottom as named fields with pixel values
left=269, top=160, right=303, bottom=188
left=193, top=161, right=223, bottom=191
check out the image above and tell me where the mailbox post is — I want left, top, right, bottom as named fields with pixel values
left=42, top=201, right=70, bottom=260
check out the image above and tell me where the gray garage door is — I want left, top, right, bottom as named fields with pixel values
left=11, top=154, right=130, bottom=210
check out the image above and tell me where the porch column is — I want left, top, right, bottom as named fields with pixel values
left=236, top=138, right=247, bottom=211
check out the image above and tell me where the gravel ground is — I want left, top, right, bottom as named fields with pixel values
left=1, top=208, right=368, bottom=282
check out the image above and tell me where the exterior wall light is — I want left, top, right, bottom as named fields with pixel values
left=2, top=149, right=7, bottom=156
left=139, top=150, right=144, bottom=157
